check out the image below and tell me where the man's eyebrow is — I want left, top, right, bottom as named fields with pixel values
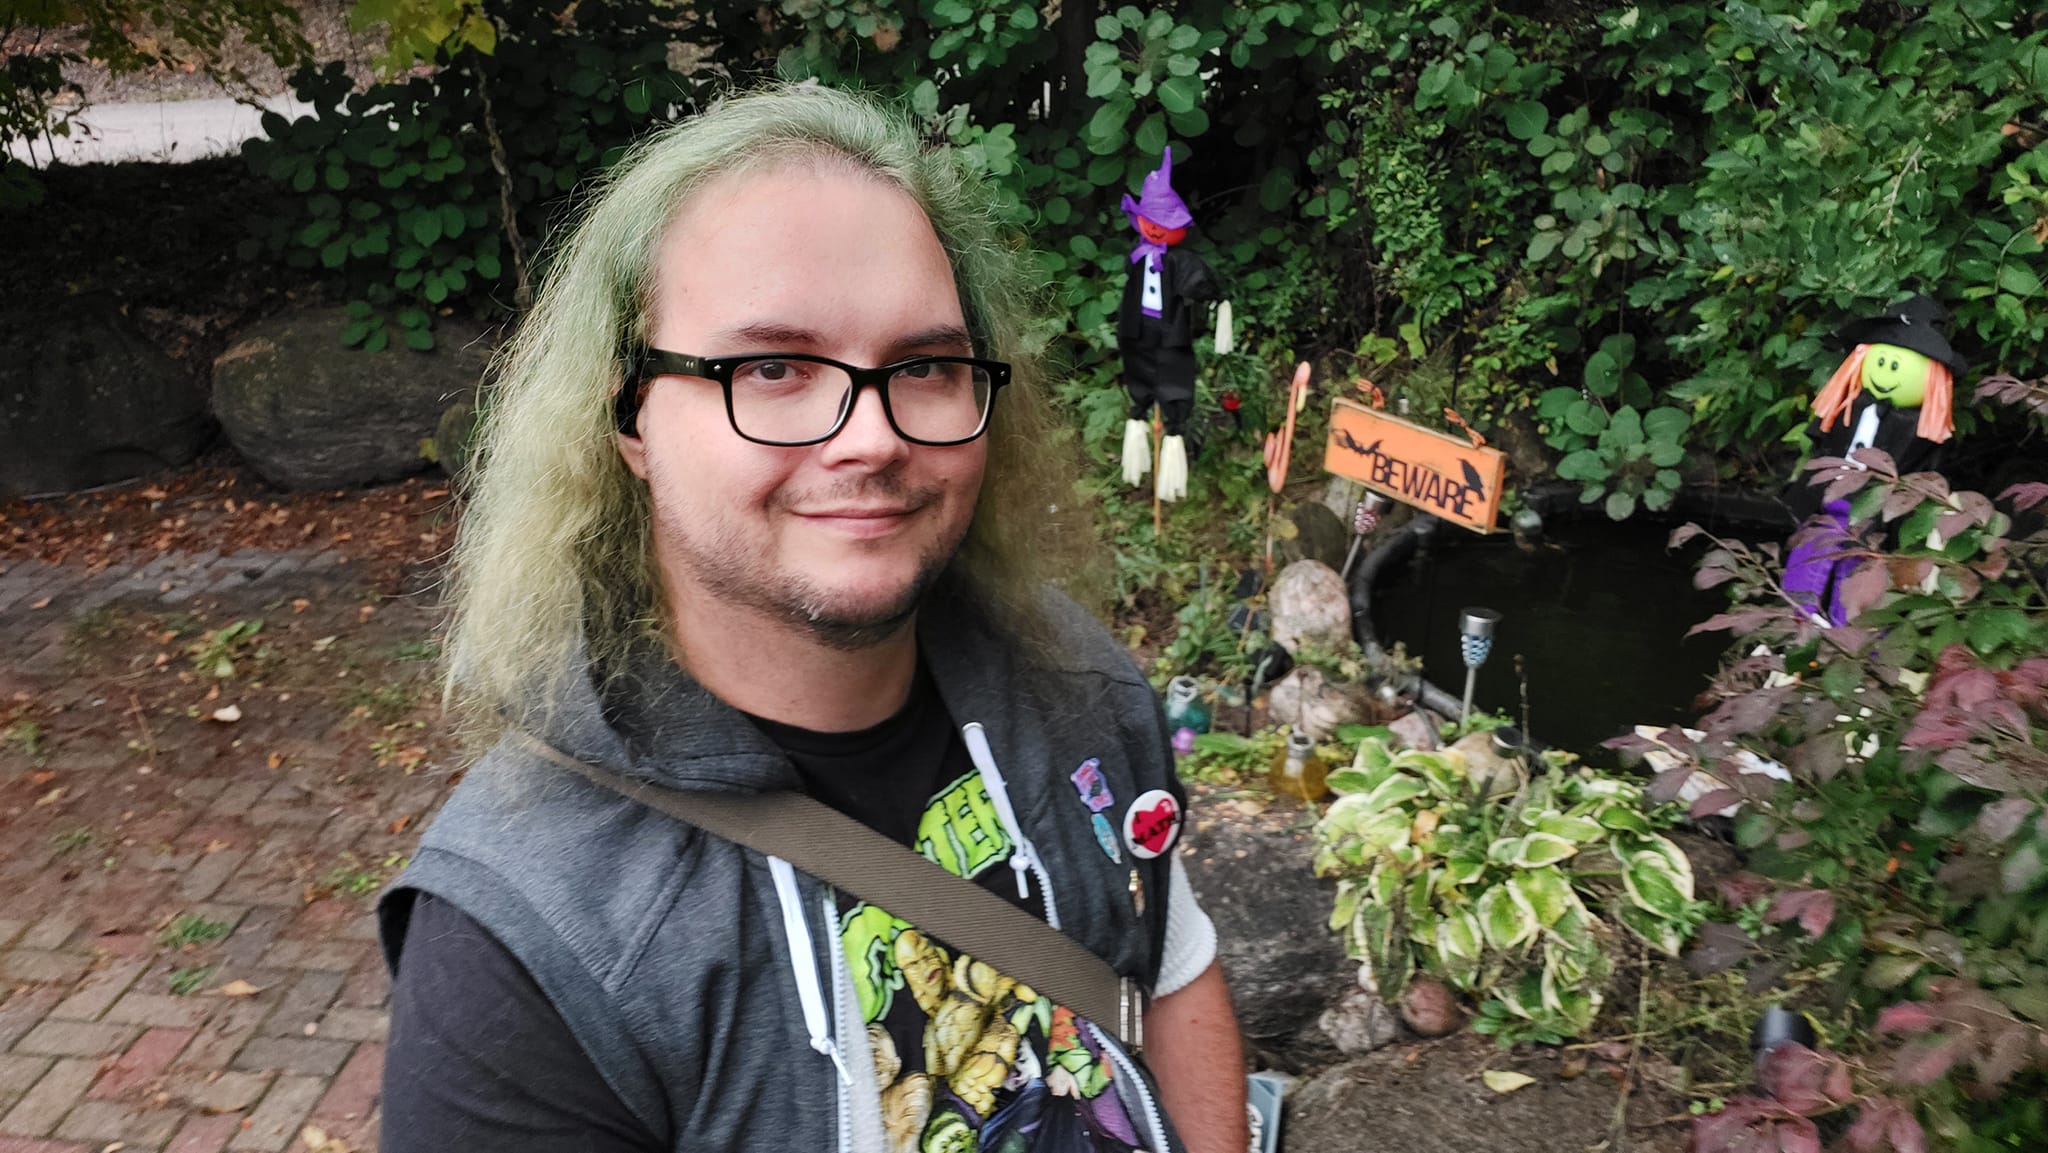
left=701, top=322, right=975, bottom=357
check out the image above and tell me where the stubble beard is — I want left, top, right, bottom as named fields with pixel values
left=653, top=470, right=970, bottom=653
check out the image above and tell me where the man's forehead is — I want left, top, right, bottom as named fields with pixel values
left=648, top=162, right=966, bottom=350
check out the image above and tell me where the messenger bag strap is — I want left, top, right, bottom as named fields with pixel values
left=513, top=733, right=1143, bottom=1048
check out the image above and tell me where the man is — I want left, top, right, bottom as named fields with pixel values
left=377, top=84, right=1247, bottom=1153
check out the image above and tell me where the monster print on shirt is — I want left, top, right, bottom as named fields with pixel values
left=838, top=769, right=1145, bottom=1153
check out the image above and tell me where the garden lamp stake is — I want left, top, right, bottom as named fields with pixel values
left=1340, top=491, right=1391, bottom=581
left=1458, top=607, right=1502, bottom=723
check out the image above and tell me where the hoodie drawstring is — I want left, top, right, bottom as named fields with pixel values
left=769, top=856, right=852, bottom=1087
left=961, top=722, right=1060, bottom=930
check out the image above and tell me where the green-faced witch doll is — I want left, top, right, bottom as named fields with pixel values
left=1784, top=293, right=1962, bottom=623
left=1116, top=148, right=1225, bottom=503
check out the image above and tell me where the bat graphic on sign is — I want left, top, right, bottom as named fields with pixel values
left=1461, top=460, right=1487, bottom=499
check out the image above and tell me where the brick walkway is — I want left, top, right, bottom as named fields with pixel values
left=1, top=548, right=454, bottom=1153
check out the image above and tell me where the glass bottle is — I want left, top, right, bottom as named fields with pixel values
left=1268, top=730, right=1329, bottom=802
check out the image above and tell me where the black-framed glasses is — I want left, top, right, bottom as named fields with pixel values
left=617, top=348, right=1012, bottom=447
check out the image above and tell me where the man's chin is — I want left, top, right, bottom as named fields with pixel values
left=788, top=589, right=921, bottom=651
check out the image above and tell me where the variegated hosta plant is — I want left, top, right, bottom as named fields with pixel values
left=1316, top=738, right=1704, bottom=1042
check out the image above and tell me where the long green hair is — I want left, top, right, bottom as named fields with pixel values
left=444, top=83, right=1072, bottom=727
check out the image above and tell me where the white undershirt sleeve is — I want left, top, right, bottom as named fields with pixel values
left=1152, top=853, right=1218, bottom=997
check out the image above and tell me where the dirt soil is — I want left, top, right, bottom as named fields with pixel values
left=1285, top=1030, right=1691, bottom=1153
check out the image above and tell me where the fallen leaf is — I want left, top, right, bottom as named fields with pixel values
left=29, top=597, right=50, bottom=610
left=388, top=815, right=412, bottom=835
left=1483, top=1070, right=1536, bottom=1094
left=267, top=752, right=283, bottom=769
left=291, top=598, right=311, bottom=612
left=217, top=979, right=264, bottom=997
left=36, top=786, right=67, bottom=806
left=209, top=705, right=242, bottom=723
left=30, top=770, right=55, bottom=785
left=357, top=604, right=375, bottom=621
left=204, top=839, right=231, bottom=853
left=311, top=636, right=337, bottom=652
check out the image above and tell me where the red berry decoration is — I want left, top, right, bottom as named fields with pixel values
left=1220, top=390, right=1241, bottom=412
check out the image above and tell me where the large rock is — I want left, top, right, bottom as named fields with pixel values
left=0, top=298, right=213, bottom=498
left=1276, top=500, right=1352, bottom=570
left=1268, top=560, right=1353, bottom=655
left=1267, top=666, right=1378, bottom=741
left=213, top=308, right=492, bottom=489
left=1183, top=810, right=1351, bottom=1071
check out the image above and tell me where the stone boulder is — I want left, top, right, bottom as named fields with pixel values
left=1266, top=666, right=1378, bottom=741
left=1182, top=809, right=1351, bottom=1071
left=1268, top=560, right=1353, bottom=655
left=213, top=308, right=493, bottom=489
left=0, top=298, right=214, bottom=498
left=1276, top=500, right=1352, bottom=570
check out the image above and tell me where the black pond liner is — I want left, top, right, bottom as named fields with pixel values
left=1346, top=484, right=1794, bottom=757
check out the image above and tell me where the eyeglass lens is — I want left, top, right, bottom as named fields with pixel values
left=730, top=358, right=993, bottom=444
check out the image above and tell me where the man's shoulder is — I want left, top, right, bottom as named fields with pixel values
left=1021, top=586, right=1151, bottom=689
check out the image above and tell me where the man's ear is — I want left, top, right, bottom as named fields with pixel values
left=616, top=414, right=650, bottom=480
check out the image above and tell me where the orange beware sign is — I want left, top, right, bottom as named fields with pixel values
left=1321, top=398, right=1506, bottom=534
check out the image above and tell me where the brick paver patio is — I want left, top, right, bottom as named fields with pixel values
left=1, top=547, right=455, bottom=1153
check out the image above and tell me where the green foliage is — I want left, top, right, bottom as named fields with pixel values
left=158, top=913, right=231, bottom=950
left=1, top=0, right=310, bottom=206
left=187, top=619, right=264, bottom=680
left=2, top=718, right=43, bottom=758
left=1180, top=726, right=1287, bottom=786
left=242, top=0, right=696, bottom=345
left=1660, top=408, right=2048, bottom=1146
left=166, top=963, right=217, bottom=996
left=1315, top=737, right=1702, bottom=1043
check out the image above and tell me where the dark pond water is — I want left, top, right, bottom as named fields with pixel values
left=1370, top=517, right=1738, bottom=757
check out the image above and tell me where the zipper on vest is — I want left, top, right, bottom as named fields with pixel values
left=822, top=891, right=855, bottom=1153
left=961, top=722, right=1061, bottom=928
left=768, top=856, right=852, bottom=1088
left=1087, top=1019, right=1171, bottom=1153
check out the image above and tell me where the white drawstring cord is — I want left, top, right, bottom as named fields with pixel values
left=769, top=856, right=852, bottom=1086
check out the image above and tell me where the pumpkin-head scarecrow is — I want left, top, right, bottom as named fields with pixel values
left=1117, top=148, right=1223, bottom=503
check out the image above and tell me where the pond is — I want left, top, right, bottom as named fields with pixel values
left=1369, top=514, right=1742, bottom=757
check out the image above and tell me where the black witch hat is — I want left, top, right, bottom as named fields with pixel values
left=1832, top=293, right=1966, bottom=375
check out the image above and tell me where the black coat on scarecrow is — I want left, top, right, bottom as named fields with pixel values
left=1116, top=149, right=1221, bottom=502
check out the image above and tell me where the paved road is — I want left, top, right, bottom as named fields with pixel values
left=8, top=94, right=313, bottom=167
left=0, top=548, right=451, bottom=1153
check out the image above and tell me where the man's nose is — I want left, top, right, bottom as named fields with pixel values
left=821, top=381, right=911, bottom=464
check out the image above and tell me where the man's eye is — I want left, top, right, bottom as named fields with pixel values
left=741, top=360, right=800, bottom=383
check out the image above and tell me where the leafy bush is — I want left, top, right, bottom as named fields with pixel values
left=241, top=0, right=696, bottom=345
left=1630, top=378, right=2048, bottom=1150
left=1314, top=737, right=1703, bottom=1043
left=256, top=0, right=2048, bottom=522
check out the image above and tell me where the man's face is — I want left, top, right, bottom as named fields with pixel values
left=620, top=160, right=987, bottom=649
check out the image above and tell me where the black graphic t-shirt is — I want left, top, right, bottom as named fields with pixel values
left=753, top=666, right=1148, bottom=1153
left=382, top=668, right=1150, bottom=1153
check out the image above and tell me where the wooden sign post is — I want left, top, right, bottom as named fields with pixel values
left=1321, top=397, right=1506, bottom=535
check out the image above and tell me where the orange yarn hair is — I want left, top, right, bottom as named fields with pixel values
left=1916, top=360, right=1954, bottom=444
left=1811, top=344, right=1955, bottom=445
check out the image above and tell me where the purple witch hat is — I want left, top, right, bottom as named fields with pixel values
left=1121, top=148, right=1193, bottom=264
